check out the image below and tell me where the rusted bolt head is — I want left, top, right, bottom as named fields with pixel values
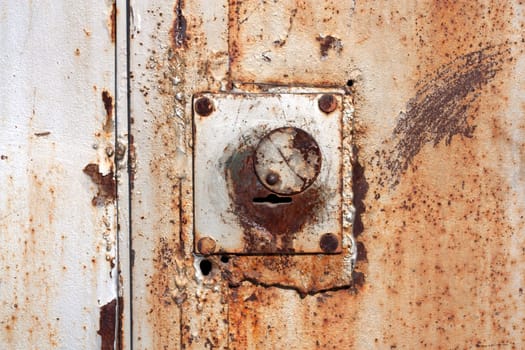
left=265, top=172, right=280, bottom=185
left=318, top=94, right=337, bottom=114
left=195, top=97, right=214, bottom=116
left=320, top=233, right=339, bottom=253
left=197, top=237, right=216, bottom=254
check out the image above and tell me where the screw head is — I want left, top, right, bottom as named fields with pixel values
left=265, top=172, right=280, bottom=185
left=318, top=94, right=337, bottom=114
left=197, top=237, right=216, bottom=254
left=195, top=97, right=214, bottom=116
left=320, top=233, right=339, bottom=253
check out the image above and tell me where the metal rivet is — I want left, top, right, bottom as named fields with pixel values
left=318, top=94, right=337, bottom=114
left=265, top=172, right=280, bottom=185
left=195, top=97, right=214, bottom=116
left=320, top=233, right=339, bottom=253
left=197, top=237, right=216, bottom=254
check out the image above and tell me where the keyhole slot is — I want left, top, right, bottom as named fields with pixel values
left=253, top=193, right=292, bottom=205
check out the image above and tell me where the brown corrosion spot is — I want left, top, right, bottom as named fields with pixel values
left=98, top=299, right=116, bottom=350
left=102, top=90, right=114, bottom=133
left=351, top=145, right=368, bottom=239
left=225, top=148, right=325, bottom=253
left=386, top=44, right=510, bottom=187
left=83, top=163, right=116, bottom=206
left=170, top=0, right=187, bottom=49
left=108, top=2, right=117, bottom=43
left=316, top=35, right=342, bottom=58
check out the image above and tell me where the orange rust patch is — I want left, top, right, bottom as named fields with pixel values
left=148, top=236, right=184, bottom=348
left=83, top=163, right=116, bottom=205
left=224, top=254, right=360, bottom=297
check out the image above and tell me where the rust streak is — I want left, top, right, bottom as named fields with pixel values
left=109, top=2, right=117, bottom=43
left=386, top=44, right=510, bottom=187
left=98, top=299, right=117, bottom=350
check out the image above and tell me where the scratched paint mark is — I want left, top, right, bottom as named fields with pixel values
left=386, top=45, right=510, bottom=187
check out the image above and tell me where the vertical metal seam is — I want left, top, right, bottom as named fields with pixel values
left=124, top=0, right=134, bottom=348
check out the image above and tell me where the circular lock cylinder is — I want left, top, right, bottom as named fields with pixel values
left=254, top=127, right=322, bottom=195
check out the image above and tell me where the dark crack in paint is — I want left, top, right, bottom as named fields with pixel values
left=386, top=44, right=510, bottom=187
left=171, top=0, right=187, bottom=49
left=102, top=90, right=114, bottom=133
left=98, top=299, right=116, bottom=350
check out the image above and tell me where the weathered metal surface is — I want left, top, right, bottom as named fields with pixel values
left=129, top=0, right=525, bottom=349
left=0, top=1, right=119, bottom=349
left=193, top=93, right=343, bottom=254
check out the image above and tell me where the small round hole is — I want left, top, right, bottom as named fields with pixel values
left=199, top=259, right=212, bottom=276
left=220, top=256, right=230, bottom=264
left=346, top=79, right=354, bottom=87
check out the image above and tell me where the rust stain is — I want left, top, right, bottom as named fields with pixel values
left=316, top=35, right=343, bottom=58
left=386, top=44, right=510, bottom=187
left=170, top=0, right=188, bottom=49
left=225, top=148, right=325, bottom=253
left=117, top=297, right=123, bottom=350
left=108, top=2, right=117, bottom=43
left=223, top=254, right=358, bottom=297
left=83, top=163, right=116, bottom=206
left=98, top=299, right=116, bottom=350
left=102, top=90, right=114, bottom=134
left=148, top=236, right=185, bottom=348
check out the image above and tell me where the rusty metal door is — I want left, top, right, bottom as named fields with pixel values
left=128, top=0, right=525, bottom=349
left=2, top=0, right=524, bottom=349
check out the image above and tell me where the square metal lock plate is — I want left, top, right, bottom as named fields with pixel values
left=193, top=93, right=342, bottom=254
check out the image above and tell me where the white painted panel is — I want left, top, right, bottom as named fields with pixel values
left=0, top=1, right=117, bottom=349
